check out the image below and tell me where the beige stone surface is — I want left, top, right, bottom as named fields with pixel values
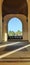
left=3, top=51, right=30, bottom=59
left=0, top=62, right=30, bottom=65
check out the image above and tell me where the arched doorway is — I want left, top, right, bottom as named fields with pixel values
left=2, top=14, right=28, bottom=42
left=8, top=17, right=23, bottom=41
left=2, top=0, right=28, bottom=42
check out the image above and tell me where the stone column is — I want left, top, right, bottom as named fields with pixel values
left=28, top=0, right=30, bottom=42
left=0, top=0, right=2, bottom=42
left=3, top=21, right=8, bottom=42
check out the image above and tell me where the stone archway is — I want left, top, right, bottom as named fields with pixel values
left=2, top=0, right=28, bottom=42
left=2, top=14, right=28, bottom=42
left=1, top=0, right=30, bottom=43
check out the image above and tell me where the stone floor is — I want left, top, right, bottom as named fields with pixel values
left=0, top=41, right=30, bottom=61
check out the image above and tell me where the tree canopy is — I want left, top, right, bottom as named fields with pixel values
left=8, top=30, right=22, bottom=36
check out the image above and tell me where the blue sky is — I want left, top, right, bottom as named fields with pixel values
left=8, top=17, right=22, bottom=32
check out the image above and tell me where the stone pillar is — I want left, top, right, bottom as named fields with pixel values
left=28, top=0, right=30, bottom=42
left=23, top=18, right=28, bottom=40
left=0, top=0, right=2, bottom=42
left=3, top=21, right=7, bottom=42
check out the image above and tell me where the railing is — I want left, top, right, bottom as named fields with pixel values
left=8, top=36, right=23, bottom=39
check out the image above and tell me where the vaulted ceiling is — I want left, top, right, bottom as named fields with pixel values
left=2, top=0, right=28, bottom=17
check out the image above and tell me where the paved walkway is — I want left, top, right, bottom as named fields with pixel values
left=0, top=41, right=30, bottom=59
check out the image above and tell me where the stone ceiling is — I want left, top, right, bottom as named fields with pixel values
left=2, top=0, right=28, bottom=17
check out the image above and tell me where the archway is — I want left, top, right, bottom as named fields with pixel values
left=2, top=0, right=28, bottom=42
left=2, top=14, right=28, bottom=42
left=8, top=17, right=23, bottom=40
